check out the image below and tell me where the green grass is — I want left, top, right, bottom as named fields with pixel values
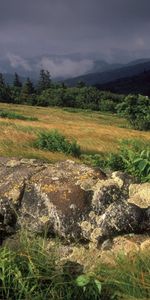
left=0, top=103, right=149, bottom=163
left=1, top=231, right=150, bottom=300
left=0, top=109, right=38, bottom=121
left=96, top=252, right=150, bottom=299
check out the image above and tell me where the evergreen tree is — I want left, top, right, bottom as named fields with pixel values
left=13, top=73, right=22, bottom=88
left=37, top=69, right=51, bottom=92
left=22, top=77, right=34, bottom=95
left=0, top=73, right=5, bottom=86
left=0, top=73, right=12, bottom=103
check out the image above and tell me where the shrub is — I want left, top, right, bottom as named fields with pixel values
left=106, top=139, right=150, bottom=182
left=99, top=99, right=116, bottom=113
left=35, top=130, right=81, bottom=157
left=117, top=94, right=150, bottom=131
left=82, top=140, right=150, bottom=182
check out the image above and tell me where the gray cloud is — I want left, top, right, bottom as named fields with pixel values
left=0, top=0, right=150, bottom=64
left=7, top=53, right=32, bottom=71
left=38, top=57, right=94, bottom=78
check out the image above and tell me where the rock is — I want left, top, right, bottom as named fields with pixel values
left=128, top=183, right=150, bottom=208
left=112, top=236, right=140, bottom=255
left=0, top=157, right=44, bottom=239
left=91, top=179, right=123, bottom=214
left=0, top=198, right=17, bottom=243
left=94, top=201, right=143, bottom=242
left=17, top=160, right=105, bottom=241
left=111, top=171, right=135, bottom=193
left=0, top=157, right=149, bottom=245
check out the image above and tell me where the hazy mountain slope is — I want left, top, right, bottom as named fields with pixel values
left=96, top=70, right=150, bottom=96
left=65, top=61, right=150, bottom=86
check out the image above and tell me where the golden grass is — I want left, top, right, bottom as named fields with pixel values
left=0, top=103, right=149, bottom=162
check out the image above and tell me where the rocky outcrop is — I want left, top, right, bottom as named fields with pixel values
left=0, top=157, right=149, bottom=245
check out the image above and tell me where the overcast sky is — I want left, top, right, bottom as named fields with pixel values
left=0, top=0, right=150, bottom=72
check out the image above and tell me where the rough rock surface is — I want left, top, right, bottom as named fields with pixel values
left=0, top=157, right=149, bottom=244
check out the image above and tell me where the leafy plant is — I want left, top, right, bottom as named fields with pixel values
left=106, top=139, right=150, bottom=182
left=75, top=274, right=102, bottom=300
left=35, top=129, right=81, bottom=157
left=82, top=139, right=150, bottom=182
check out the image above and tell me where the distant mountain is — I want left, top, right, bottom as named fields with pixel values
left=95, top=70, right=150, bottom=96
left=88, top=60, right=123, bottom=74
left=0, top=54, right=123, bottom=81
left=1, top=53, right=150, bottom=86
left=65, top=60, right=150, bottom=86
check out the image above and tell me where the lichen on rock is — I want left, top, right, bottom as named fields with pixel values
left=0, top=157, right=149, bottom=246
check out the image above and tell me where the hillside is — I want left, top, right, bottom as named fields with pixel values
left=0, top=103, right=149, bottom=162
left=96, top=70, right=150, bottom=96
left=65, top=60, right=150, bottom=86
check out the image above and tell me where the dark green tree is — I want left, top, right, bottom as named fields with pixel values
left=37, top=69, right=51, bottom=93
left=0, top=73, right=12, bottom=103
left=22, top=78, right=34, bottom=95
left=0, top=73, right=5, bottom=86
left=13, top=73, right=22, bottom=88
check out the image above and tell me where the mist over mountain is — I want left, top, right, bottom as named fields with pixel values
left=0, top=53, right=124, bottom=82
left=1, top=52, right=150, bottom=88
left=64, top=59, right=150, bottom=86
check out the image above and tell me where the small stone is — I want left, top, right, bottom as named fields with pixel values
left=6, top=160, right=20, bottom=167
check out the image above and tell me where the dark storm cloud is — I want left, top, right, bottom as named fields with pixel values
left=0, top=0, right=150, bottom=65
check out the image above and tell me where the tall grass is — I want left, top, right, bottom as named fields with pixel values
left=0, top=231, right=150, bottom=299
left=96, top=251, right=150, bottom=299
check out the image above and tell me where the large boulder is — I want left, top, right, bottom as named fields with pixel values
left=0, top=157, right=149, bottom=245
left=18, top=160, right=106, bottom=241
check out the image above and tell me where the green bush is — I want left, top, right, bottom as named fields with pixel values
left=0, top=110, right=38, bottom=121
left=35, top=130, right=81, bottom=157
left=82, top=140, right=150, bottom=182
left=106, top=139, right=150, bottom=182
left=117, top=94, right=150, bottom=131
left=99, top=99, right=116, bottom=112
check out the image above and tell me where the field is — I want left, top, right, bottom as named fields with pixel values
left=0, top=103, right=150, bottom=162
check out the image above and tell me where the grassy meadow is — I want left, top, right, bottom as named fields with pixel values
left=0, top=103, right=149, bottom=162
left=0, top=103, right=150, bottom=299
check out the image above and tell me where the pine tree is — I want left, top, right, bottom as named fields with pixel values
left=22, top=77, right=34, bottom=95
left=0, top=73, right=11, bottom=102
left=37, top=69, right=51, bottom=92
left=0, top=73, right=5, bottom=86
left=13, top=73, right=22, bottom=88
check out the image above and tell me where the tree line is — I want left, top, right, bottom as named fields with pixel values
left=0, top=70, right=149, bottom=130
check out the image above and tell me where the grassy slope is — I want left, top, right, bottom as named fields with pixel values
left=0, top=104, right=150, bottom=299
left=0, top=103, right=150, bottom=162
